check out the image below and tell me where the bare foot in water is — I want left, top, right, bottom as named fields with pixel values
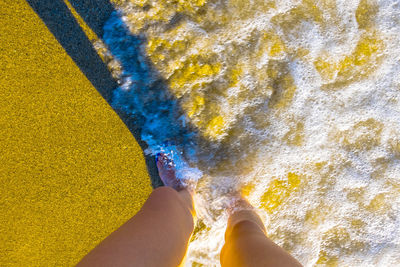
left=227, top=192, right=255, bottom=215
left=156, top=153, right=197, bottom=194
left=156, top=153, right=185, bottom=191
left=156, top=153, right=196, bottom=214
left=226, top=192, right=267, bottom=236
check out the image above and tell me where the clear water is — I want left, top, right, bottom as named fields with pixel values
left=100, top=0, right=400, bottom=265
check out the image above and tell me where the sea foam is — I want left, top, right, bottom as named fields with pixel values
left=100, top=0, right=400, bottom=265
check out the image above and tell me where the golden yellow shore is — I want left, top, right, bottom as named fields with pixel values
left=0, top=0, right=152, bottom=265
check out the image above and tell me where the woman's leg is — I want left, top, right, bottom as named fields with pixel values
left=77, top=154, right=195, bottom=267
left=220, top=198, right=302, bottom=267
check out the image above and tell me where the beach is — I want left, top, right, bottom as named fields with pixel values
left=0, top=0, right=152, bottom=265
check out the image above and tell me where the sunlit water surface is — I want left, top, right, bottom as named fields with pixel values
left=99, top=0, right=400, bottom=265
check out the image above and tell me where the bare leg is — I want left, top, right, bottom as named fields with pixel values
left=77, top=155, right=195, bottom=267
left=220, top=197, right=302, bottom=267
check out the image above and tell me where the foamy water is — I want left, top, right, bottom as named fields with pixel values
left=100, top=0, right=400, bottom=265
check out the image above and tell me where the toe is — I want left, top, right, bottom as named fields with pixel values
left=156, top=153, right=178, bottom=188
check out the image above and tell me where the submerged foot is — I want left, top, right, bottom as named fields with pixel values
left=156, top=153, right=196, bottom=216
left=156, top=153, right=185, bottom=191
left=227, top=192, right=254, bottom=215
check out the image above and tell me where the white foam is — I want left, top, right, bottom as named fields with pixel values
left=101, top=0, right=400, bottom=266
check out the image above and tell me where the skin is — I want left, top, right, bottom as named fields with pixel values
left=77, top=154, right=302, bottom=267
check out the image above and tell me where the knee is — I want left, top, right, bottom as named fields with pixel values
left=229, top=220, right=266, bottom=240
left=225, top=211, right=266, bottom=241
left=142, top=186, right=181, bottom=214
left=152, top=186, right=179, bottom=198
left=147, top=186, right=195, bottom=228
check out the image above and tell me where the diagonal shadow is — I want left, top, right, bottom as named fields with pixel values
left=26, top=0, right=115, bottom=103
left=67, top=0, right=114, bottom=38
left=26, top=0, right=163, bottom=187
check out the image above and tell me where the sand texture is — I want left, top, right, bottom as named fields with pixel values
left=0, top=0, right=152, bottom=265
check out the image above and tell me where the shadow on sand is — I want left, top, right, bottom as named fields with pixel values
left=26, top=0, right=164, bottom=187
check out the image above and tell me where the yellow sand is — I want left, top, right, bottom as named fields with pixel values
left=0, top=0, right=152, bottom=265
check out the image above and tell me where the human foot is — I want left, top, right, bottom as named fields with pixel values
left=227, top=192, right=254, bottom=216
left=226, top=192, right=266, bottom=235
left=156, top=153, right=185, bottom=191
left=156, top=153, right=196, bottom=215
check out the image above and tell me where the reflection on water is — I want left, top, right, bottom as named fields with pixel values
left=100, top=0, right=400, bottom=265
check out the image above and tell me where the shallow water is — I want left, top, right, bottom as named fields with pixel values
left=100, top=0, right=400, bottom=265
